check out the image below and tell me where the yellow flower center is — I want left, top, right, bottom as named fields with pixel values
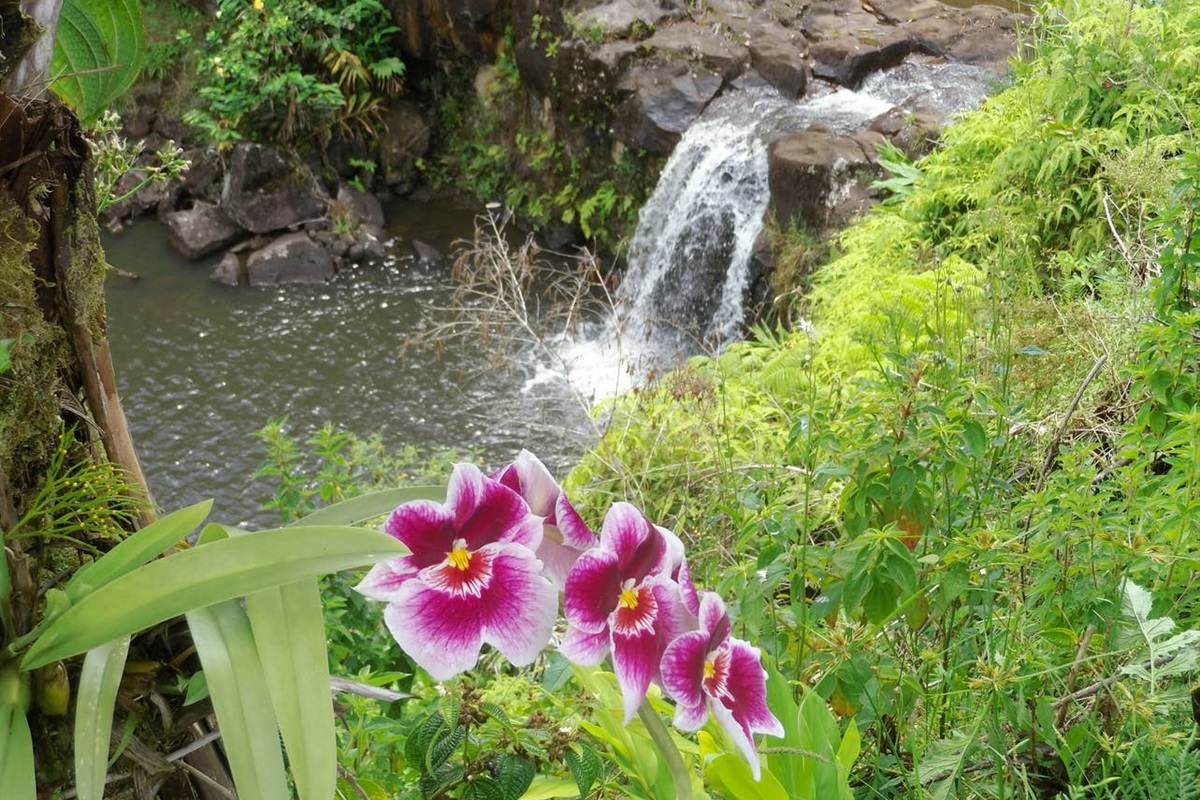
left=446, top=539, right=471, bottom=571
left=703, top=660, right=716, bottom=680
left=618, top=587, right=640, bottom=610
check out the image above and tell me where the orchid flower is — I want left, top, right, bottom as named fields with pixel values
left=561, top=502, right=695, bottom=722
left=492, top=450, right=597, bottom=589
left=660, top=592, right=783, bottom=779
left=354, top=463, right=558, bottom=680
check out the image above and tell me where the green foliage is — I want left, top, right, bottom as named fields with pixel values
left=51, top=0, right=144, bottom=123
left=182, top=0, right=403, bottom=146
left=87, top=111, right=190, bottom=214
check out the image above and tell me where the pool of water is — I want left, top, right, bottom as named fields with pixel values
left=102, top=201, right=593, bottom=527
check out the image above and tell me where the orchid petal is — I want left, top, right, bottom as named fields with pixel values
left=657, top=524, right=686, bottom=576
left=650, top=576, right=697, bottom=645
left=354, top=558, right=418, bottom=602
left=382, top=544, right=555, bottom=680
left=723, top=639, right=785, bottom=739
left=561, top=626, right=610, bottom=665
left=711, top=692, right=764, bottom=780
left=382, top=499, right=455, bottom=568
left=677, top=558, right=700, bottom=617
left=556, top=492, right=596, bottom=551
left=601, top=503, right=662, bottom=577
left=447, top=464, right=542, bottom=552
left=498, top=450, right=560, bottom=518
left=611, top=625, right=661, bottom=723
left=563, top=547, right=621, bottom=633
left=535, top=534, right=585, bottom=591
left=660, top=630, right=708, bottom=711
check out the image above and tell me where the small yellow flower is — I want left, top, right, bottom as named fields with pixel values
left=253, top=0, right=264, bottom=9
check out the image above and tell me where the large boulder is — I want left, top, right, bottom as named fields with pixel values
left=162, top=203, right=246, bottom=260
left=221, top=143, right=327, bottom=234
left=378, top=101, right=432, bottom=196
left=748, top=33, right=808, bottom=99
left=642, top=21, right=748, bottom=80
left=574, top=0, right=685, bottom=39
left=614, top=61, right=722, bottom=154
left=245, top=232, right=337, bottom=285
left=768, top=128, right=884, bottom=233
left=336, top=184, right=386, bottom=229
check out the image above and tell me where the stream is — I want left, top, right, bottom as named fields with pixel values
left=102, top=201, right=593, bottom=527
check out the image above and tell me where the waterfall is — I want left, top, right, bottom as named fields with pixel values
left=553, top=60, right=995, bottom=400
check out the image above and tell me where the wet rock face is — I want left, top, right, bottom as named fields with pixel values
left=767, top=129, right=884, bottom=233
left=222, top=144, right=328, bottom=234
left=162, top=203, right=246, bottom=260
left=245, top=232, right=337, bottom=286
left=386, top=0, right=511, bottom=60
left=614, top=62, right=723, bottom=153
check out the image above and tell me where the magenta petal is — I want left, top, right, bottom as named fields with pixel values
left=556, top=493, right=596, bottom=551
left=382, top=500, right=456, bottom=568
left=723, top=639, right=785, bottom=739
left=673, top=698, right=709, bottom=731
left=383, top=579, right=486, bottom=680
left=447, top=464, right=542, bottom=552
left=611, top=626, right=662, bottom=723
left=535, top=535, right=584, bottom=591
left=509, top=450, right=561, bottom=517
left=698, top=591, right=727, bottom=634
left=660, top=630, right=708, bottom=712
left=677, top=559, right=700, bottom=617
left=563, top=548, right=621, bottom=633
left=478, top=545, right=558, bottom=666
left=711, top=695, right=764, bottom=780
left=651, top=577, right=697, bottom=646
left=561, top=626, right=610, bottom=665
left=354, top=558, right=418, bottom=602
left=600, top=503, right=657, bottom=570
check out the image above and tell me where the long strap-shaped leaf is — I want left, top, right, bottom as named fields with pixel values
left=0, top=703, right=35, bottom=800
left=23, top=525, right=406, bottom=670
left=73, top=636, right=131, bottom=800
left=187, top=600, right=289, bottom=800
left=65, top=500, right=213, bottom=602
left=244, top=578, right=335, bottom=800
left=288, top=486, right=444, bottom=528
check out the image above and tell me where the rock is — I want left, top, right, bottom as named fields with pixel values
left=390, top=0, right=509, bottom=60
left=221, top=143, right=327, bottom=234
left=643, top=21, right=748, bottom=80
left=748, top=33, right=807, bottom=99
left=768, top=129, right=883, bottom=233
left=869, top=107, right=943, bottom=159
left=615, top=62, right=723, bottom=154
left=162, top=203, right=246, bottom=260
left=210, top=252, right=242, bottom=286
left=100, top=167, right=174, bottom=227
left=810, top=33, right=931, bottom=88
left=336, top=184, right=386, bottom=229
left=411, top=239, right=444, bottom=267
left=245, top=232, right=337, bottom=286
left=378, top=101, right=432, bottom=197
left=177, top=146, right=223, bottom=204
left=574, top=0, right=684, bottom=39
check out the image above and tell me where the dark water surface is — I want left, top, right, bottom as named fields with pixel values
left=102, top=202, right=592, bottom=527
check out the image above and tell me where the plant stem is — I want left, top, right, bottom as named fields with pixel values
left=636, top=702, right=692, bottom=800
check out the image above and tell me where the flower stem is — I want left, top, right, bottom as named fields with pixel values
left=637, top=702, right=693, bottom=800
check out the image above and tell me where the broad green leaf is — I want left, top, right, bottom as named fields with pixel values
left=0, top=703, right=34, bottom=800
left=51, top=0, right=144, bottom=123
left=288, top=486, right=444, bottom=528
left=763, top=667, right=803, bottom=796
left=74, top=636, right=130, bottom=800
left=24, top=525, right=405, bottom=670
left=187, top=600, right=288, bottom=800
left=66, top=501, right=213, bottom=602
left=704, top=754, right=788, bottom=800
left=244, top=578, right=335, bottom=800
left=835, top=719, right=861, bottom=773
left=519, top=777, right=580, bottom=799
left=797, top=687, right=851, bottom=800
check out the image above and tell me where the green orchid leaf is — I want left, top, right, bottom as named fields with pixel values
left=704, top=754, right=788, bottom=800
left=24, top=525, right=405, bottom=670
left=51, top=0, right=144, bottom=123
left=288, top=486, right=444, bottom=528
left=66, top=500, right=213, bottom=602
left=74, top=636, right=131, bottom=800
left=243, top=578, right=335, bottom=800
left=187, top=600, right=288, bottom=800
left=0, top=703, right=35, bottom=800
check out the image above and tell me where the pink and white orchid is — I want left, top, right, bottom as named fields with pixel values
left=491, top=450, right=597, bottom=589
left=354, top=463, right=558, bottom=680
left=561, top=502, right=695, bottom=722
left=660, top=592, right=784, bottom=779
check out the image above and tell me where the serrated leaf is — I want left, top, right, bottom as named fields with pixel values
left=51, top=0, right=144, bottom=123
left=481, top=701, right=511, bottom=728
left=24, top=525, right=405, bottom=670
left=187, top=600, right=289, bottom=800
left=541, top=651, right=572, bottom=693
left=428, top=725, right=465, bottom=773
left=74, top=636, right=131, bottom=800
left=495, top=752, right=535, bottom=800
left=565, top=745, right=601, bottom=797
left=406, top=713, right=443, bottom=771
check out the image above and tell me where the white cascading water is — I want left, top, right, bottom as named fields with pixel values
left=547, top=60, right=996, bottom=402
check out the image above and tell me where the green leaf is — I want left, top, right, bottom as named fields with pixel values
left=519, top=777, right=580, bottom=799
left=495, top=752, right=536, bottom=800
left=74, top=636, right=131, bottom=800
left=288, top=487, right=444, bottom=528
left=24, top=525, right=406, bottom=670
left=704, top=754, right=788, bottom=800
left=66, top=501, right=213, bottom=602
left=51, top=0, right=144, bottom=123
left=187, top=600, right=289, bottom=800
left=244, top=579, right=335, bottom=800
left=565, top=745, right=601, bottom=798
left=0, top=704, right=35, bottom=800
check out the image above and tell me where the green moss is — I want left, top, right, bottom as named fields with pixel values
left=0, top=193, right=69, bottom=487
left=65, top=183, right=109, bottom=336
